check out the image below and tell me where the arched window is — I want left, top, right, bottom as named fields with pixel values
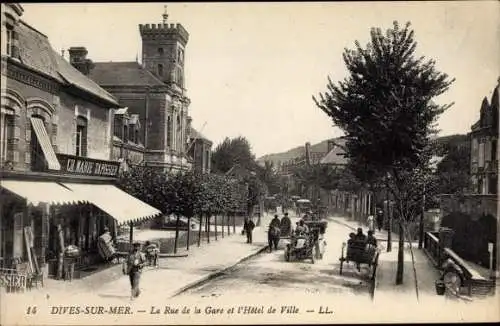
left=158, top=64, right=164, bottom=77
left=76, top=116, right=88, bottom=157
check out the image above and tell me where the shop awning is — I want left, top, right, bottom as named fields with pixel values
left=61, top=183, right=161, bottom=225
left=30, top=117, right=61, bottom=170
left=0, top=180, right=88, bottom=206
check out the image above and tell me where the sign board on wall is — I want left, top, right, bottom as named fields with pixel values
left=56, top=154, right=120, bottom=178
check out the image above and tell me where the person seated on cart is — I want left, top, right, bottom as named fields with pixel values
left=366, top=230, right=377, bottom=248
left=347, top=232, right=356, bottom=245
left=295, top=219, right=309, bottom=235
left=354, top=228, right=367, bottom=241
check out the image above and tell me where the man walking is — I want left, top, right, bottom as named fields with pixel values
left=268, top=215, right=281, bottom=252
left=376, top=208, right=384, bottom=232
left=243, top=217, right=255, bottom=244
left=126, top=242, right=147, bottom=300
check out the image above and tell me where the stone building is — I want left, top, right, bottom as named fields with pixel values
left=470, top=80, right=499, bottom=195
left=187, top=125, right=212, bottom=174
left=74, top=9, right=210, bottom=172
left=0, top=3, right=160, bottom=285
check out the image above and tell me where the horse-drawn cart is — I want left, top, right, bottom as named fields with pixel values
left=339, top=240, right=380, bottom=279
left=284, top=232, right=316, bottom=264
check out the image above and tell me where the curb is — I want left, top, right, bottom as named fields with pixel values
left=169, top=244, right=270, bottom=298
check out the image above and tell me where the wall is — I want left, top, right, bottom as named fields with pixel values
left=2, top=76, right=59, bottom=171
left=440, top=194, right=497, bottom=219
left=439, top=194, right=498, bottom=269
left=57, top=92, right=112, bottom=160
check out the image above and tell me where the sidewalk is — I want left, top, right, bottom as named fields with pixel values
left=4, top=214, right=272, bottom=305
left=331, top=215, right=400, bottom=242
left=329, top=216, right=441, bottom=302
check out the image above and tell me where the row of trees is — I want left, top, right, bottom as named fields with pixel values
left=117, top=167, right=248, bottom=253
left=313, top=20, right=455, bottom=292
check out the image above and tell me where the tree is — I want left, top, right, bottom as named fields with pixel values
left=435, top=145, right=470, bottom=195
left=313, top=21, right=454, bottom=287
left=211, top=136, right=257, bottom=173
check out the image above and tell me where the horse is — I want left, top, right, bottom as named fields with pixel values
left=268, top=226, right=281, bottom=252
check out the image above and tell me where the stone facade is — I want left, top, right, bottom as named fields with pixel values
left=470, top=81, right=499, bottom=195
left=79, top=11, right=205, bottom=173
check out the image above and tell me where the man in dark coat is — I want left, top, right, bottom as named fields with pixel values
left=268, top=215, right=281, bottom=252
left=243, top=217, right=255, bottom=244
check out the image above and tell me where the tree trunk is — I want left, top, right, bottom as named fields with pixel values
left=207, top=215, right=210, bottom=244
left=418, top=184, right=425, bottom=249
left=215, top=215, right=218, bottom=241
left=396, top=219, right=404, bottom=285
left=197, top=214, right=202, bottom=247
left=221, top=214, right=224, bottom=238
left=233, top=214, right=236, bottom=234
left=227, top=214, right=231, bottom=235
left=186, top=217, right=191, bottom=251
left=173, top=215, right=180, bottom=254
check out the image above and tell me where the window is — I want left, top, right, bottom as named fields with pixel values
left=30, top=116, right=46, bottom=171
left=492, top=139, right=497, bottom=161
left=135, top=129, right=139, bottom=144
left=489, top=175, right=498, bottom=194
left=0, top=113, right=15, bottom=164
left=158, top=47, right=164, bottom=55
left=158, top=64, right=164, bottom=77
left=167, top=116, right=172, bottom=147
left=75, top=116, right=87, bottom=157
left=6, top=25, right=13, bottom=57
left=478, top=142, right=485, bottom=167
left=204, top=150, right=210, bottom=172
left=123, top=124, right=128, bottom=143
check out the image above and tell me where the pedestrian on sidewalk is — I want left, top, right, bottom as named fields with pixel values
left=376, top=208, right=384, bottom=232
left=243, top=217, right=255, bottom=244
left=367, top=214, right=375, bottom=233
left=126, top=242, right=147, bottom=300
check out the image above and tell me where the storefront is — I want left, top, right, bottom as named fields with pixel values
left=0, top=153, right=161, bottom=287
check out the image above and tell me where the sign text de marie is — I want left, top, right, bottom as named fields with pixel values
left=57, top=154, right=120, bottom=177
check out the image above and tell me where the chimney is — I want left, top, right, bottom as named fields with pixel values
left=327, top=139, right=336, bottom=153
left=305, top=142, right=311, bottom=166
left=68, top=46, right=94, bottom=76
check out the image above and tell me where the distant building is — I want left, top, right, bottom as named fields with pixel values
left=187, top=125, right=212, bottom=174
left=470, top=80, right=499, bottom=195
left=319, top=139, right=348, bottom=166
left=71, top=8, right=212, bottom=172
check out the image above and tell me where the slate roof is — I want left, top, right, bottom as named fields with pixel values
left=15, top=20, right=118, bottom=106
left=89, top=62, right=165, bottom=87
left=319, top=139, right=348, bottom=165
left=17, top=21, right=63, bottom=83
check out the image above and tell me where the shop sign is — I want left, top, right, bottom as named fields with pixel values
left=0, top=269, right=27, bottom=289
left=56, top=154, right=120, bottom=178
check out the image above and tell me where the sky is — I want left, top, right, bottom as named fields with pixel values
left=20, top=2, right=499, bottom=158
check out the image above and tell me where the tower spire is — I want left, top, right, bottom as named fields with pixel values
left=162, top=5, right=168, bottom=24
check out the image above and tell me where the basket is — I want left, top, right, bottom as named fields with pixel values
left=435, top=280, right=446, bottom=295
